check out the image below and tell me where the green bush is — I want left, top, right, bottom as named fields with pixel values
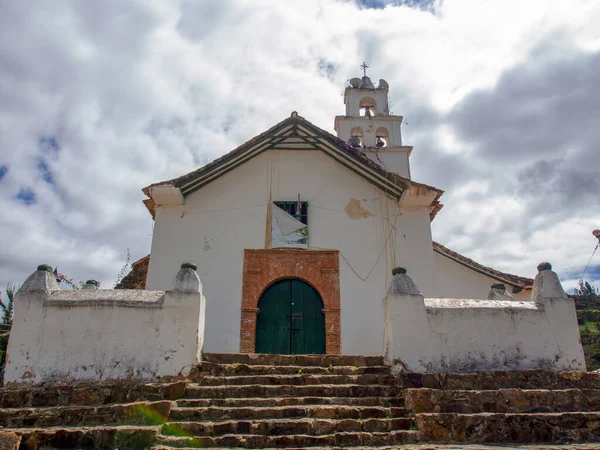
left=0, top=284, right=16, bottom=384
left=575, top=294, right=600, bottom=371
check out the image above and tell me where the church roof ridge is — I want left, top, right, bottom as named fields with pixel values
left=142, top=113, right=444, bottom=216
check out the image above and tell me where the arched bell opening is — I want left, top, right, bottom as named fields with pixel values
left=348, top=126, right=364, bottom=148
left=375, top=127, right=389, bottom=148
left=359, top=96, right=377, bottom=117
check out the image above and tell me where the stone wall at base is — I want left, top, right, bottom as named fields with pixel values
left=383, top=264, right=586, bottom=372
left=0, top=431, right=21, bottom=450
left=3, top=264, right=205, bottom=385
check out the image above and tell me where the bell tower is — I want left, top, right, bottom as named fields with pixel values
left=334, top=63, right=413, bottom=178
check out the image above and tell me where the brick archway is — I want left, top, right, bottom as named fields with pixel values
left=241, top=249, right=340, bottom=354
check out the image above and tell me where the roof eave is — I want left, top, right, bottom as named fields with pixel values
left=432, top=241, right=534, bottom=291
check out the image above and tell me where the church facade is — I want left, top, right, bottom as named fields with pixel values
left=139, top=72, right=533, bottom=356
left=5, top=72, right=585, bottom=386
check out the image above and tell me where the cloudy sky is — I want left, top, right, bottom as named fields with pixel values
left=1, top=0, right=599, bottom=292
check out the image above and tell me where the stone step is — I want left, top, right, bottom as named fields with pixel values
left=156, top=430, right=416, bottom=448
left=192, top=373, right=394, bottom=386
left=0, top=400, right=172, bottom=428
left=194, top=361, right=390, bottom=377
left=184, top=383, right=398, bottom=399
left=150, top=446, right=600, bottom=450
left=152, top=448, right=397, bottom=450
left=405, top=388, right=600, bottom=414
left=203, top=353, right=384, bottom=367
left=403, top=371, right=600, bottom=390
left=0, top=380, right=187, bottom=408
left=177, top=396, right=404, bottom=408
left=152, top=448, right=399, bottom=450
left=161, top=417, right=412, bottom=437
left=170, top=404, right=406, bottom=421
left=10, top=425, right=159, bottom=449
left=417, top=412, right=600, bottom=443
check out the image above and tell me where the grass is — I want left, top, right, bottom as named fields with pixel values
left=579, top=323, right=600, bottom=334
left=576, top=299, right=600, bottom=371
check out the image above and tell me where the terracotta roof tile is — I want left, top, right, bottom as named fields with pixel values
left=115, top=255, right=149, bottom=290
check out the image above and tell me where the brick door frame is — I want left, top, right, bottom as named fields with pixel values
left=240, top=249, right=341, bottom=355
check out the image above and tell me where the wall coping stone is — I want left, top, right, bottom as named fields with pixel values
left=424, top=298, right=539, bottom=310
left=46, top=290, right=165, bottom=308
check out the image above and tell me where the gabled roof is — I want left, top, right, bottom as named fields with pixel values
left=433, top=241, right=534, bottom=292
left=143, top=112, right=444, bottom=217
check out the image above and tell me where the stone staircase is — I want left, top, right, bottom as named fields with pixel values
left=404, top=370, right=600, bottom=445
left=1, top=354, right=600, bottom=449
left=0, top=353, right=413, bottom=449
left=154, top=353, right=412, bottom=449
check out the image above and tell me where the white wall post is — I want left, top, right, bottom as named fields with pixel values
left=156, top=262, right=205, bottom=377
left=531, top=262, right=586, bottom=371
left=382, top=267, right=433, bottom=373
left=4, top=265, right=59, bottom=384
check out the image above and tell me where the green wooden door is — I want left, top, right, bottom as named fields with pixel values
left=256, top=279, right=325, bottom=354
left=255, top=280, right=291, bottom=354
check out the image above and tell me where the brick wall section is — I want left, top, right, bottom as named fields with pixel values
left=241, top=249, right=341, bottom=355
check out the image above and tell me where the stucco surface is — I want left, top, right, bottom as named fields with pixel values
left=433, top=251, right=531, bottom=301
left=383, top=269, right=586, bottom=372
left=146, top=149, right=434, bottom=355
left=4, top=268, right=205, bottom=385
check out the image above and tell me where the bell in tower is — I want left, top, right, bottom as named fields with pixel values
left=334, top=63, right=412, bottom=179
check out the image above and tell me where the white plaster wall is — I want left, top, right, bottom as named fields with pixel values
left=363, top=148, right=411, bottom=179
left=433, top=251, right=531, bottom=302
left=147, top=150, right=435, bottom=355
left=4, top=269, right=205, bottom=384
left=422, top=300, right=575, bottom=371
left=383, top=270, right=586, bottom=372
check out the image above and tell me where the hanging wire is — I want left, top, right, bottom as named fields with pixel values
left=340, top=232, right=390, bottom=282
left=337, top=210, right=399, bottom=282
left=579, top=244, right=599, bottom=283
left=307, top=208, right=398, bottom=283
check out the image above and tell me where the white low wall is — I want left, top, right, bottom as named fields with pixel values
left=383, top=264, right=586, bottom=372
left=4, top=264, right=206, bottom=385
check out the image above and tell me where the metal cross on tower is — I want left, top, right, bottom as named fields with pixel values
left=360, top=61, right=369, bottom=77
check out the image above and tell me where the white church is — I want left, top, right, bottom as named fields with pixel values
left=138, top=70, right=534, bottom=357
left=5, top=69, right=585, bottom=385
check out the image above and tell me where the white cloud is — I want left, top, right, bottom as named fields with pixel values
left=0, top=0, right=599, bottom=293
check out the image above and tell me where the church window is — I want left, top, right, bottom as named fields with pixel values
left=274, top=201, right=308, bottom=225
left=271, top=201, right=309, bottom=248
